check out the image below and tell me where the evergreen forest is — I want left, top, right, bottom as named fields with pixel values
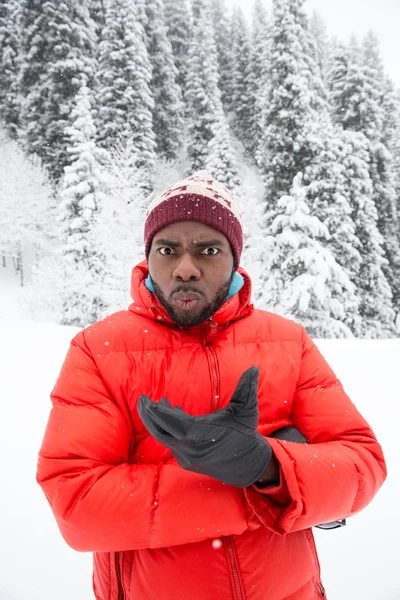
left=0, top=0, right=399, bottom=337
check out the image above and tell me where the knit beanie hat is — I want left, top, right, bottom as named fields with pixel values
left=144, top=171, right=243, bottom=267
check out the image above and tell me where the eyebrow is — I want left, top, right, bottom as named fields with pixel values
left=154, top=239, right=225, bottom=248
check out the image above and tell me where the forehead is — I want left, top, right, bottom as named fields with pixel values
left=153, top=221, right=229, bottom=244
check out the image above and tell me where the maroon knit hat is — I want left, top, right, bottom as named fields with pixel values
left=144, top=171, right=243, bottom=267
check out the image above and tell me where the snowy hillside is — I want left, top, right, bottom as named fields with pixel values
left=2, top=0, right=400, bottom=337
left=0, top=316, right=398, bottom=600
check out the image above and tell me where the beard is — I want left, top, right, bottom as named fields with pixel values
left=151, top=274, right=233, bottom=328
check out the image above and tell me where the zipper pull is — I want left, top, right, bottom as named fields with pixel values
left=209, top=319, right=217, bottom=332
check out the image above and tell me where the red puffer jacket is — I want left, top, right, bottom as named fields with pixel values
left=37, top=262, right=386, bottom=600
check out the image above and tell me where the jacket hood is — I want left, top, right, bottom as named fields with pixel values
left=128, top=260, right=253, bottom=328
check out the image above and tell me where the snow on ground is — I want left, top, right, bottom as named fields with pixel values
left=0, top=281, right=398, bottom=599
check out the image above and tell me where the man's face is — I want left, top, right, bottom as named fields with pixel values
left=148, top=221, right=235, bottom=328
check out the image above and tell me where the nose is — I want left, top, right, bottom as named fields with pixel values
left=172, top=253, right=201, bottom=282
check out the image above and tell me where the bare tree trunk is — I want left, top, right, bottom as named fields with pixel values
left=12, top=256, right=19, bottom=273
left=18, top=252, right=24, bottom=287
left=12, top=252, right=24, bottom=286
left=20, top=256, right=24, bottom=287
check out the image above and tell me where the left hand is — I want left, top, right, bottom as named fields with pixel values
left=137, top=367, right=272, bottom=488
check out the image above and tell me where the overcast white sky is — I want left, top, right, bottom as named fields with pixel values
left=229, top=0, right=400, bottom=87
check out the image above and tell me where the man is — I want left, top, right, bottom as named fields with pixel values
left=37, top=171, right=386, bottom=600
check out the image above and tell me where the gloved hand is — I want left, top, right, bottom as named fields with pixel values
left=137, top=366, right=272, bottom=488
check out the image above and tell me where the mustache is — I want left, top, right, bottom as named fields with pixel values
left=170, top=286, right=205, bottom=297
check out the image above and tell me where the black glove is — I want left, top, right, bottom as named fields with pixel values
left=137, top=366, right=272, bottom=488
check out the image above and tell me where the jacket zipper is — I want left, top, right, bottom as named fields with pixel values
left=305, top=529, right=325, bottom=598
left=115, top=552, right=124, bottom=600
left=224, top=537, right=245, bottom=600
left=203, top=325, right=245, bottom=599
left=208, top=346, right=219, bottom=411
left=202, top=323, right=220, bottom=411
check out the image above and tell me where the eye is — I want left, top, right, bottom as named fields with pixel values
left=200, top=247, right=220, bottom=256
left=158, top=247, right=176, bottom=256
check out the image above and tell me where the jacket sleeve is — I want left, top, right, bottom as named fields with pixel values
left=244, top=327, right=387, bottom=534
left=36, top=332, right=256, bottom=553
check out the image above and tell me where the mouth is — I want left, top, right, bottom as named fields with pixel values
left=171, top=291, right=203, bottom=311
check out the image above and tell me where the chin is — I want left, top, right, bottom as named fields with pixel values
left=171, top=310, right=205, bottom=328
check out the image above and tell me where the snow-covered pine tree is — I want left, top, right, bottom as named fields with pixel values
left=210, top=0, right=234, bottom=109
left=261, top=173, right=356, bottom=338
left=327, top=38, right=373, bottom=132
left=258, top=0, right=329, bottom=214
left=185, top=0, right=239, bottom=184
left=309, top=11, right=329, bottom=83
left=99, top=137, right=152, bottom=310
left=355, top=31, right=385, bottom=137
left=326, top=40, right=354, bottom=128
left=328, top=33, right=400, bottom=316
left=88, top=0, right=105, bottom=40
left=191, top=0, right=202, bottom=21
left=18, top=1, right=47, bottom=116
left=340, top=129, right=396, bottom=337
left=393, top=89, right=400, bottom=211
left=362, top=32, right=400, bottom=314
left=185, top=50, right=213, bottom=169
left=383, top=82, right=400, bottom=261
left=19, top=0, right=97, bottom=181
left=240, top=175, right=269, bottom=304
left=206, top=118, right=240, bottom=190
left=134, top=0, right=148, bottom=28
left=144, top=0, right=184, bottom=161
left=97, top=0, right=156, bottom=191
left=305, top=126, right=362, bottom=334
left=369, top=139, right=400, bottom=314
left=230, top=7, right=254, bottom=154
left=0, top=0, right=21, bottom=137
left=249, top=0, right=269, bottom=164
left=0, top=127, right=56, bottom=282
left=307, top=50, right=396, bottom=337
left=381, top=76, right=400, bottom=155
left=164, top=0, right=192, bottom=93
left=57, top=80, right=111, bottom=327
